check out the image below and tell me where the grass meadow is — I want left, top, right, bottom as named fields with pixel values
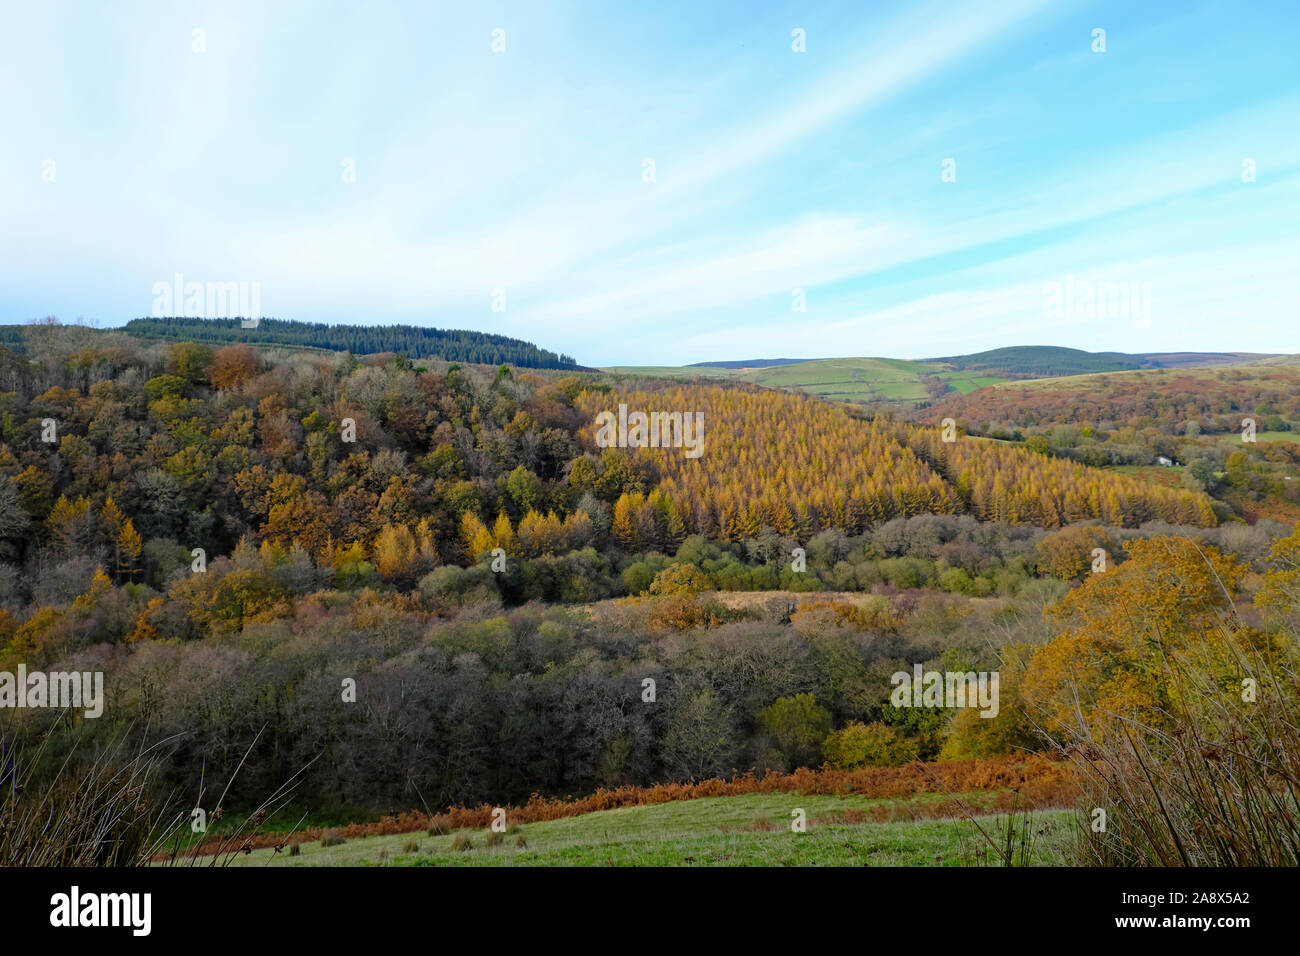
left=226, top=793, right=1073, bottom=867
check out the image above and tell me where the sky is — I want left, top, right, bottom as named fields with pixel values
left=2, top=0, right=1298, bottom=366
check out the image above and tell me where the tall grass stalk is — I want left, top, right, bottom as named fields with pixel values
left=1062, top=619, right=1300, bottom=866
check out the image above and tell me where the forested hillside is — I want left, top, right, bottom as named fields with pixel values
left=925, top=365, right=1300, bottom=523
left=929, top=365, right=1300, bottom=431
left=572, top=385, right=1217, bottom=546
left=118, top=317, right=580, bottom=369
left=0, top=328, right=1220, bottom=600
left=0, top=324, right=1226, bottom=662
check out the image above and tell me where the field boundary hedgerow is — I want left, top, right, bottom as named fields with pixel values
left=175, top=755, right=1078, bottom=859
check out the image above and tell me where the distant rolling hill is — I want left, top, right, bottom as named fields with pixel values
left=926, top=346, right=1278, bottom=377
left=1130, top=351, right=1279, bottom=368
left=685, top=358, right=822, bottom=369
left=928, top=346, right=1137, bottom=376
left=605, top=347, right=1291, bottom=407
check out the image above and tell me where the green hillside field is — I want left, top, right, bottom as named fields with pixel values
left=601, top=357, right=1008, bottom=406
left=222, top=793, right=1073, bottom=867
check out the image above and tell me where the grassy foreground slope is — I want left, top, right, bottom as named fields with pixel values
left=228, top=794, right=1073, bottom=867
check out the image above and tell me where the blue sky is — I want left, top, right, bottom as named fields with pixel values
left=2, top=0, right=1298, bottom=365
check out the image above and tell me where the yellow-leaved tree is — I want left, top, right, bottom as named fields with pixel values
left=1257, top=525, right=1300, bottom=636
left=1022, top=535, right=1275, bottom=743
left=460, top=512, right=495, bottom=562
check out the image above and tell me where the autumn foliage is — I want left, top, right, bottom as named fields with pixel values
left=573, top=386, right=1217, bottom=553
left=1022, top=536, right=1265, bottom=740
